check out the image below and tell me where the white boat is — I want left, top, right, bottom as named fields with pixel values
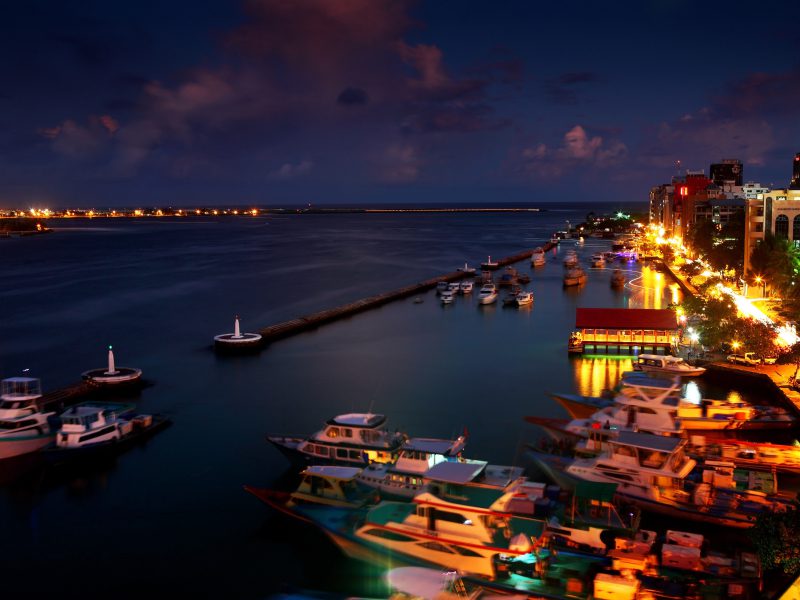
left=0, top=377, right=56, bottom=460
left=591, top=253, right=605, bottom=268
left=267, top=413, right=407, bottom=467
left=563, top=250, right=578, bottom=268
left=357, top=436, right=466, bottom=499
left=459, top=280, right=473, bottom=294
left=447, top=282, right=460, bottom=293
left=477, top=283, right=497, bottom=305
left=563, top=266, right=587, bottom=287
left=547, top=431, right=796, bottom=528
left=54, top=402, right=137, bottom=449
left=440, top=290, right=455, bottom=305
left=515, top=290, right=534, bottom=306
left=530, top=247, right=546, bottom=267
left=633, top=354, right=706, bottom=377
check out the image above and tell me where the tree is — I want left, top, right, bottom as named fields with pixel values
left=686, top=219, right=717, bottom=258
left=750, top=506, right=800, bottom=575
left=727, top=318, right=779, bottom=358
left=749, top=233, right=800, bottom=297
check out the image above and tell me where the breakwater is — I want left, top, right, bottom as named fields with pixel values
left=251, top=244, right=552, bottom=345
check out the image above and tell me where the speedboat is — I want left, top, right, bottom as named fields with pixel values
left=440, top=290, right=455, bottom=305
left=480, top=255, right=499, bottom=270
left=47, top=402, right=169, bottom=461
left=0, top=377, right=56, bottom=460
left=610, top=269, right=626, bottom=288
left=529, top=430, right=797, bottom=529
left=563, top=266, right=587, bottom=287
left=477, top=283, right=498, bottom=305
left=459, top=280, right=473, bottom=294
left=531, top=247, right=546, bottom=267
left=591, top=253, right=605, bottom=268
left=515, top=290, right=534, bottom=306
left=267, top=413, right=407, bottom=467
left=633, top=354, right=706, bottom=377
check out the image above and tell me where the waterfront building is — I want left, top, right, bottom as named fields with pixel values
left=649, top=183, right=673, bottom=230
left=710, top=158, right=743, bottom=187
left=743, top=188, right=800, bottom=290
left=672, top=170, right=712, bottom=239
left=570, top=308, right=678, bottom=354
left=791, top=152, right=800, bottom=190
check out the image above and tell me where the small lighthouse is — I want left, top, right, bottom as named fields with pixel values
left=82, top=345, right=143, bottom=386
left=214, top=316, right=263, bottom=353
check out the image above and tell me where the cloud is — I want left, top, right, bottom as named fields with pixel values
left=38, top=114, right=118, bottom=159
left=268, top=160, right=314, bottom=180
left=378, top=144, right=420, bottom=183
left=545, top=71, right=600, bottom=105
left=714, top=68, right=800, bottom=118
left=520, top=125, right=627, bottom=177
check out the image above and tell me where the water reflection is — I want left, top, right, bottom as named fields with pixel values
left=572, top=356, right=635, bottom=397
left=627, top=265, right=683, bottom=309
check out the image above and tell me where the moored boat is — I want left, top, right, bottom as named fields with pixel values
left=591, top=253, right=605, bottom=268
left=610, top=268, right=626, bottom=288
left=440, top=290, right=455, bottom=305
left=497, top=266, right=518, bottom=287
left=459, top=280, right=473, bottom=294
left=0, top=377, right=56, bottom=460
left=633, top=353, right=706, bottom=377
left=267, top=413, right=407, bottom=467
left=477, top=283, right=497, bottom=305
left=563, top=266, right=587, bottom=287
left=563, top=250, right=578, bottom=268
left=531, top=247, right=546, bottom=267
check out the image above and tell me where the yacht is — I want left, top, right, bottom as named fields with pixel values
left=459, top=280, right=473, bottom=294
left=591, top=253, right=605, bottom=268
left=356, top=436, right=466, bottom=499
left=440, top=290, right=455, bottom=305
left=633, top=354, right=706, bottom=377
left=514, top=290, right=534, bottom=306
left=267, top=413, right=407, bottom=467
left=447, top=282, right=460, bottom=293
left=477, top=283, right=497, bottom=305
left=0, top=377, right=56, bottom=460
left=530, top=247, right=546, bottom=267
left=563, top=266, right=587, bottom=287
left=532, top=431, right=796, bottom=529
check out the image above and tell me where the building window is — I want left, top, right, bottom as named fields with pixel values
left=756, top=207, right=764, bottom=217
left=793, top=216, right=800, bottom=241
left=776, top=214, right=789, bottom=239
left=755, top=223, right=764, bottom=233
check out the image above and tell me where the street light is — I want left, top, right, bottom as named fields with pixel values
left=755, top=276, right=766, bottom=297
left=731, top=341, right=741, bottom=351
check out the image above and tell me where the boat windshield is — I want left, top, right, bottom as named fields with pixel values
left=0, top=419, right=38, bottom=430
left=62, top=412, right=101, bottom=427
left=0, top=400, right=32, bottom=410
left=669, top=449, right=690, bottom=473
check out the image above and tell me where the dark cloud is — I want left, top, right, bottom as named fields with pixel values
left=545, top=71, right=600, bottom=105
left=336, top=87, right=368, bottom=106
left=714, top=68, right=800, bottom=118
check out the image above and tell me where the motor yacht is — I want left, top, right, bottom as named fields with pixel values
left=477, top=283, right=498, bottom=305
left=0, top=377, right=56, bottom=460
left=440, top=290, right=455, bottom=305
left=267, top=413, right=407, bottom=467
left=633, top=354, right=706, bottom=377
left=563, top=250, right=578, bottom=268
left=514, top=290, right=534, bottom=306
left=459, top=280, right=473, bottom=294
left=563, top=266, right=587, bottom=287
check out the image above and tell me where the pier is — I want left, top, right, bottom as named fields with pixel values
left=38, top=381, right=96, bottom=412
left=244, top=245, right=551, bottom=347
left=704, top=361, right=800, bottom=418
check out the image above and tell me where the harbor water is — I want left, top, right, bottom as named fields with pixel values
left=0, top=205, right=762, bottom=597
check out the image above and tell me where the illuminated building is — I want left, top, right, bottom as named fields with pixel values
left=710, top=158, right=743, bottom=187
left=791, top=152, right=800, bottom=190
left=743, top=188, right=800, bottom=291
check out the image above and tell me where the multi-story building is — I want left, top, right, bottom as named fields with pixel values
left=649, top=184, right=673, bottom=231
left=672, top=170, right=712, bottom=239
left=791, top=153, right=800, bottom=190
left=694, top=197, right=745, bottom=226
left=743, top=188, right=800, bottom=285
left=742, top=182, right=770, bottom=199
left=710, top=158, right=743, bottom=187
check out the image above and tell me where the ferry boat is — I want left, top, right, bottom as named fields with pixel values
left=530, top=247, right=546, bottom=267
left=356, top=436, right=466, bottom=499
left=477, top=283, right=498, bottom=305
left=563, top=266, right=587, bottom=287
left=267, top=413, right=407, bottom=467
left=529, top=431, right=796, bottom=529
left=633, top=353, right=706, bottom=377
left=0, top=377, right=56, bottom=460
left=47, top=402, right=169, bottom=460
left=244, top=465, right=378, bottom=519
left=610, top=269, right=626, bottom=288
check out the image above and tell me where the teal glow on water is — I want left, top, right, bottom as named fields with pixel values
left=0, top=208, right=756, bottom=597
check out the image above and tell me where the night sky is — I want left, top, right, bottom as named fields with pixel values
left=2, top=0, right=799, bottom=207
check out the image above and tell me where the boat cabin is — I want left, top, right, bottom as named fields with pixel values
left=291, top=465, right=375, bottom=507
left=394, top=437, right=465, bottom=475
left=314, top=413, right=391, bottom=445
left=0, top=377, right=42, bottom=412
left=607, top=432, right=694, bottom=477
left=57, top=402, right=133, bottom=447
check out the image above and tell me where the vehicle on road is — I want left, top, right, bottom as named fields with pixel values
left=726, top=352, right=761, bottom=366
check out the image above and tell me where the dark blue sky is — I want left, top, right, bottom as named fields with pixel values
left=2, top=0, right=799, bottom=207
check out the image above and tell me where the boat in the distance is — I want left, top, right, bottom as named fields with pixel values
left=531, top=247, right=546, bottom=267
left=459, top=280, right=473, bottom=294
left=514, top=290, right=534, bottom=307
left=633, top=353, right=706, bottom=377
left=591, top=253, right=605, bottom=268
left=563, top=266, right=587, bottom=287
left=440, top=290, right=455, bottom=305
left=610, top=268, right=626, bottom=288
left=436, top=281, right=449, bottom=294
left=563, top=250, right=578, bottom=268
left=267, top=413, right=407, bottom=467
left=477, top=283, right=498, bottom=305
left=0, top=377, right=56, bottom=460
left=497, top=266, right=518, bottom=287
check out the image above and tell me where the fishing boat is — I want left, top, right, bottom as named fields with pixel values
left=633, top=353, right=706, bottom=377
left=563, top=266, right=587, bottom=287
left=244, top=465, right=378, bottom=519
left=0, top=377, right=56, bottom=460
left=459, top=280, right=473, bottom=294
left=530, top=247, right=546, bottom=267
left=477, top=283, right=498, bottom=305
left=46, top=402, right=169, bottom=461
left=610, top=269, right=626, bottom=288
left=267, top=413, right=407, bottom=467
left=356, top=436, right=466, bottom=499
left=529, top=431, right=796, bottom=529
left=480, top=256, right=500, bottom=270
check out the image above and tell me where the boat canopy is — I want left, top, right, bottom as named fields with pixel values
left=403, top=437, right=464, bottom=456
left=330, top=413, right=386, bottom=428
left=615, top=431, right=684, bottom=453
left=424, top=460, right=487, bottom=485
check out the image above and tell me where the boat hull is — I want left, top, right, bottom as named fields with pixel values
left=551, top=393, right=611, bottom=419
left=0, top=432, right=54, bottom=460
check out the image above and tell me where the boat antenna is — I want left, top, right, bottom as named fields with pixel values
left=366, top=398, right=375, bottom=417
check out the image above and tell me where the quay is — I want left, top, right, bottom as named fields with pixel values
left=38, top=381, right=96, bottom=412
left=704, top=361, right=800, bottom=418
left=243, top=245, right=552, bottom=347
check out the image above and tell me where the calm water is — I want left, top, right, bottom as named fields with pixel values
left=0, top=206, right=751, bottom=598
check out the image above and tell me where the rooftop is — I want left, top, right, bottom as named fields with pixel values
left=576, top=308, right=678, bottom=330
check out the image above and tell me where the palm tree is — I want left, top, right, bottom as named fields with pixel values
left=748, top=233, right=800, bottom=297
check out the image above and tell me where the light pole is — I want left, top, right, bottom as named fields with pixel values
left=755, top=276, right=766, bottom=298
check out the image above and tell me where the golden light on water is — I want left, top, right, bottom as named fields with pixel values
left=572, top=356, right=634, bottom=397
left=625, top=265, right=682, bottom=309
